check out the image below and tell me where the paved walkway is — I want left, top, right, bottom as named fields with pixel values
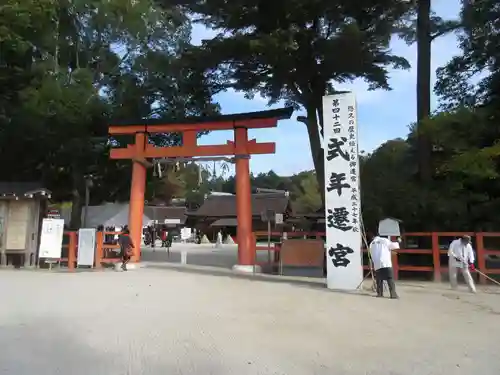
left=141, top=243, right=292, bottom=271
left=1, top=268, right=499, bottom=374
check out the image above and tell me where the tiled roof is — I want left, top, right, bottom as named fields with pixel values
left=210, top=218, right=238, bottom=227
left=144, top=206, right=187, bottom=224
left=189, top=193, right=291, bottom=218
left=0, top=182, right=50, bottom=197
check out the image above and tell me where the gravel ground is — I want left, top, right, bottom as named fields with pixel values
left=0, top=268, right=499, bottom=375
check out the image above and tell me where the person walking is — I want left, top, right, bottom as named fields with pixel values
left=368, top=233, right=401, bottom=299
left=448, top=235, right=476, bottom=293
left=118, top=226, right=134, bottom=271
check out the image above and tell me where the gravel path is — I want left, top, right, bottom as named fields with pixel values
left=0, top=268, right=499, bottom=375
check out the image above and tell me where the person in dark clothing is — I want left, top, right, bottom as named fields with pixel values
left=148, top=224, right=156, bottom=249
left=166, top=230, right=174, bottom=252
left=118, top=227, right=134, bottom=271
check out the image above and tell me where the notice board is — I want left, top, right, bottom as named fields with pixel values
left=38, top=219, right=64, bottom=259
left=77, top=228, right=96, bottom=267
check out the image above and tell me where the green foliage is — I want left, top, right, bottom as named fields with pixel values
left=168, top=169, right=322, bottom=214
left=360, top=0, right=500, bottom=232
left=361, top=102, right=500, bottom=231
left=395, top=7, right=461, bottom=45
left=290, top=171, right=323, bottom=213
left=435, top=0, right=500, bottom=108
left=0, top=0, right=219, bottom=228
left=175, top=0, right=413, bottom=200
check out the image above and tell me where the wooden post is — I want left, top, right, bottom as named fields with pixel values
left=431, top=232, right=441, bottom=282
left=67, top=231, right=77, bottom=271
left=476, top=232, right=486, bottom=284
left=390, top=236, right=399, bottom=280
left=234, top=127, right=254, bottom=266
left=95, top=231, right=104, bottom=269
left=129, top=132, right=147, bottom=263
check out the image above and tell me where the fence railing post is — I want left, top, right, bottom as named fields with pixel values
left=390, top=236, right=399, bottom=280
left=95, top=231, right=104, bottom=269
left=431, top=233, right=441, bottom=282
left=67, top=232, right=77, bottom=271
left=476, top=232, right=486, bottom=284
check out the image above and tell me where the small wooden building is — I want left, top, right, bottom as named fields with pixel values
left=84, top=203, right=187, bottom=228
left=288, top=210, right=325, bottom=232
left=186, top=192, right=293, bottom=238
left=144, top=205, right=187, bottom=227
left=0, top=182, right=51, bottom=267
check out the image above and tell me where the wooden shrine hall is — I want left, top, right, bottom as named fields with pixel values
left=108, top=107, right=293, bottom=272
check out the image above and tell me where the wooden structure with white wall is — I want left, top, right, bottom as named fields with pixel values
left=0, top=182, right=51, bottom=267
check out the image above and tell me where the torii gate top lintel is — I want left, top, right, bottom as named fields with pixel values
left=108, top=107, right=294, bottom=135
left=108, top=107, right=293, bottom=160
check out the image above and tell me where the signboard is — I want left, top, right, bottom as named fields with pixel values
left=77, top=228, right=96, bottom=267
left=181, top=227, right=191, bottom=241
left=38, top=218, right=65, bottom=259
left=378, top=218, right=401, bottom=237
left=164, top=218, right=181, bottom=225
left=322, top=93, right=362, bottom=290
left=6, top=201, right=29, bottom=250
left=261, top=209, right=275, bottom=222
left=275, top=213, right=284, bottom=225
left=47, top=209, right=61, bottom=219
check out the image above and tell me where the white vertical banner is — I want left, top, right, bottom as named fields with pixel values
left=322, top=93, right=362, bottom=290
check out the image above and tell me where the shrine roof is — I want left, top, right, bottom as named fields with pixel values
left=144, top=206, right=187, bottom=224
left=0, top=182, right=51, bottom=198
left=109, top=107, right=294, bottom=128
left=188, top=193, right=292, bottom=218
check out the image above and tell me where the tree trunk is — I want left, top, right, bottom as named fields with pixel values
left=69, top=188, right=82, bottom=230
left=417, top=0, right=432, bottom=182
left=69, top=170, right=83, bottom=229
left=305, top=104, right=325, bottom=206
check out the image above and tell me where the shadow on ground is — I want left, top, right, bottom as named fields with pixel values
left=144, top=262, right=375, bottom=299
left=0, top=319, right=230, bottom=375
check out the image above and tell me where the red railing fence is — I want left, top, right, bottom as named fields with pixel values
left=253, top=231, right=500, bottom=284
left=59, top=230, right=500, bottom=284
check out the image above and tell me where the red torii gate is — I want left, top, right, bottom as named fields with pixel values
left=108, top=107, right=293, bottom=270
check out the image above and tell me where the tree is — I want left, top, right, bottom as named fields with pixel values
left=435, top=0, right=500, bottom=109
left=175, top=0, right=412, bottom=202
left=291, top=171, right=322, bottom=213
left=0, top=0, right=220, bottom=228
left=396, top=0, right=461, bottom=182
left=358, top=102, right=500, bottom=231
left=357, top=0, right=500, bottom=232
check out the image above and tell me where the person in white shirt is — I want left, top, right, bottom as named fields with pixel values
left=448, top=235, right=476, bottom=293
left=368, top=233, right=401, bottom=299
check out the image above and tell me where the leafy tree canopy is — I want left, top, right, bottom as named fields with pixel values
left=0, top=0, right=219, bottom=227
left=171, top=0, right=413, bottom=200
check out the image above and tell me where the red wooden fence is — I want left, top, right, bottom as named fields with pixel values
left=254, top=231, right=500, bottom=284
left=59, top=230, right=500, bottom=284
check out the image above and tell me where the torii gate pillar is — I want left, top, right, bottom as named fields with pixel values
left=234, top=127, right=255, bottom=269
left=128, top=133, right=147, bottom=262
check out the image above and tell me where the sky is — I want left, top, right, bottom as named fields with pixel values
left=192, top=0, right=461, bottom=176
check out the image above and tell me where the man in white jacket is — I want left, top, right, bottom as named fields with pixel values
left=369, top=234, right=401, bottom=299
left=448, top=235, right=476, bottom=293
